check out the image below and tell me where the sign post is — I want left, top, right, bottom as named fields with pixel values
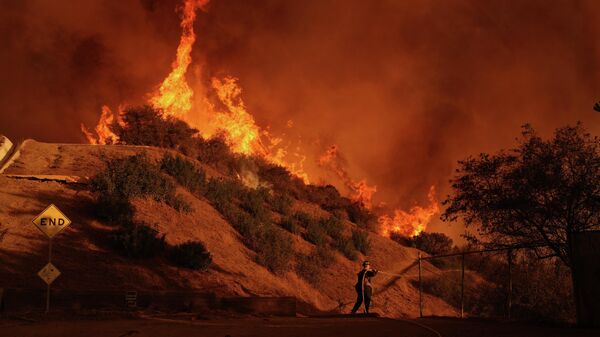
left=32, top=204, right=71, bottom=314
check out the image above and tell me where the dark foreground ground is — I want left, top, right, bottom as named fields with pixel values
left=0, top=315, right=596, bottom=337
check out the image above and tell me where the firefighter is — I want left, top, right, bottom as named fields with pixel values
left=351, top=260, right=378, bottom=314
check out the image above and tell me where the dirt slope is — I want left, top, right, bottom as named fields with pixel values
left=0, top=140, right=456, bottom=317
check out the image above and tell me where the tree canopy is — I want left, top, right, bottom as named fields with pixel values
left=442, top=123, right=600, bottom=267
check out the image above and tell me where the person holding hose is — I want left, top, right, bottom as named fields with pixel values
left=351, top=260, right=378, bottom=314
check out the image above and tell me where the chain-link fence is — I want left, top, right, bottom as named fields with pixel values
left=415, top=247, right=575, bottom=323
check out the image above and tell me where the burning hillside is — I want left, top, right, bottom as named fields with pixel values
left=81, top=0, right=439, bottom=238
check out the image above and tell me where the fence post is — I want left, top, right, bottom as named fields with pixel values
left=418, top=252, right=423, bottom=318
left=461, top=253, right=465, bottom=318
left=507, top=249, right=513, bottom=320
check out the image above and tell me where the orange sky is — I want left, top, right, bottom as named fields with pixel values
left=1, top=0, right=600, bottom=241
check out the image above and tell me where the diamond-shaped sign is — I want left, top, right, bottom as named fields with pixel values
left=32, top=204, right=71, bottom=238
left=38, top=263, right=61, bottom=285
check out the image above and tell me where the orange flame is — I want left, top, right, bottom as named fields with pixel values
left=378, top=185, right=440, bottom=237
left=319, top=145, right=377, bottom=208
left=150, top=0, right=208, bottom=118
left=82, top=0, right=309, bottom=183
left=209, top=77, right=266, bottom=155
left=80, top=105, right=122, bottom=145
left=209, top=77, right=309, bottom=183
left=80, top=1, right=439, bottom=238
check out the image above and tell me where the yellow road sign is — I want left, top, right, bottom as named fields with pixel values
left=38, top=263, right=61, bottom=285
left=32, top=204, right=71, bottom=238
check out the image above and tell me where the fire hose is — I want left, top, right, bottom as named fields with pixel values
left=376, top=270, right=407, bottom=277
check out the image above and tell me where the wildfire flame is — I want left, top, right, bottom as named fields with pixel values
left=319, top=144, right=438, bottom=236
left=82, top=0, right=308, bottom=182
left=149, top=0, right=208, bottom=118
left=81, top=0, right=439, bottom=236
left=319, top=145, right=377, bottom=208
left=378, top=185, right=440, bottom=237
left=208, top=77, right=309, bottom=183
left=209, top=77, right=267, bottom=156
left=80, top=105, right=122, bottom=145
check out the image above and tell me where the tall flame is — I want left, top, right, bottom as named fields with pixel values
left=80, top=0, right=438, bottom=237
left=150, top=0, right=208, bottom=118
left=209, top=77, right=266, bottom=156
left=208, top=77, right=309, bottom=182
left=378, top=185, right=440, bottom=237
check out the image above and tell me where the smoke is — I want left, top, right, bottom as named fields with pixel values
left=2, top=0, right=600, bottom=240
left=0, top=0, right=182, bottom=143
left=194, top=0, right=600, bottom=238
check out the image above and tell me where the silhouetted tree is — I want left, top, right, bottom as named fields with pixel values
left=442, top=123, right=600, bottom=325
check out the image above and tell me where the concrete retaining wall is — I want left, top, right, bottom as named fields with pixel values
left=0, top=289, right=297, bottom=316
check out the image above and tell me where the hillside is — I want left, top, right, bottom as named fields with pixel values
left=0, top=139, right=456, bottom=317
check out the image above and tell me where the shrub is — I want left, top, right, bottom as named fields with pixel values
left=204, top=178, right=245, bottom=213
left=90, top=154, right=190, bottom=222
left=168, top=241, right=212, bottom=271
left=346, top=202, right=376, bottom=228
left=334, top=235, right=358, bottom=261
left=305, top=184, right=349, bottom=212
left=389, top=232, right=413, bottom=246
left=240, top=187, right=269, bottom=222
left=270, top=193, right=293, bottom=215
left=351, top=229, right=371, bottom=255
left=257, top=162, right=306, bottom=199
left=296, top=244, right=335, bottom=285
left=315, top=243, right=335, bottom=268
left=292, top=212, right=317, bottom=229
left=197, top=135, right=237, bottom=173
left=304, top=221, right=327, bottom=245
left=319, top=215, right=344, bottom=238
left=91, top=154, right=175, bottom=201
left=166, top=194, right=193, bottom=214
left=296, top=253, right=321, bottom=285
left=255, top=226, right=294, bottom=274
left=111, top=105, right=199, bottom=153
left=281, top=214, right=300, bottom=234
left=160, top=154, right=206, bottom=193
left=412, top=232, right=454, bottom=256
left=230, top=207, right=261, bottom=241
left=111, top=224, right=166, bottom=258
left=280, top=211, right=316, bottom=235
left=94, top=195, right=135, bottom=224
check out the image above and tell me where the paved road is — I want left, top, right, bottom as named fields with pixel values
left=0, top=316, right=595, bottom=337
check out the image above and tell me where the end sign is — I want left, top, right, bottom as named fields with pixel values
left=32, top=204, right=71, bottom=239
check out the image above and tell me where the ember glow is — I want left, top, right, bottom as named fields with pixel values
left=82, top=0, right=439, bottom=237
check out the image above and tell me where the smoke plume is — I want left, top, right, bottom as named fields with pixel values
left=2, top=0, right=600, bottom=240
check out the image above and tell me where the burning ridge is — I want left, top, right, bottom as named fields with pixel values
left=81, top=0, right=438, bottom=238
